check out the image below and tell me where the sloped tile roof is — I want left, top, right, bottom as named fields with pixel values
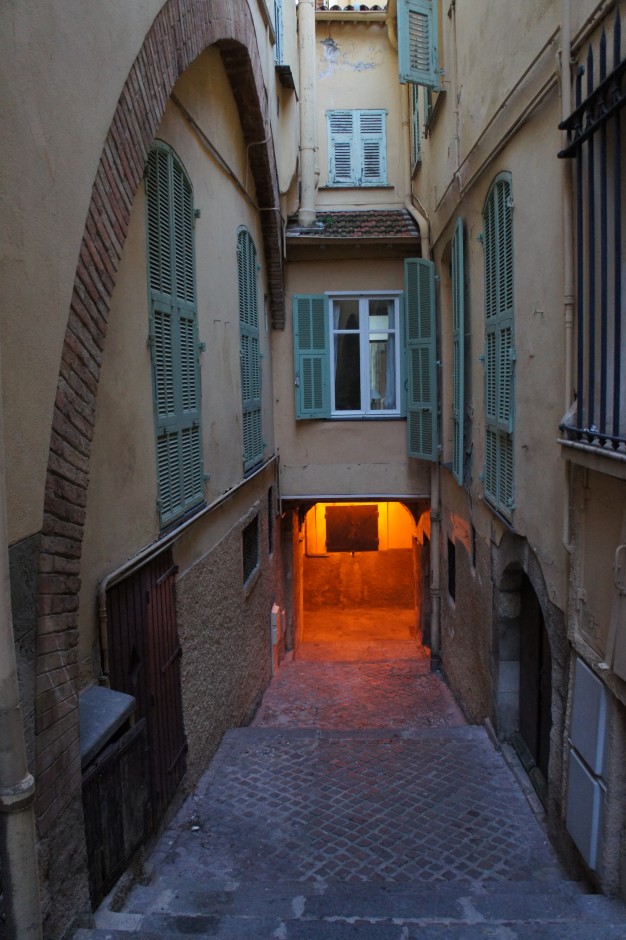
left=287, top=210, right=420, bottom=239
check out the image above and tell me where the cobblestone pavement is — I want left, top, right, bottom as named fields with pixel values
left=253, top=655, right=465, bottom=730
left=146, top=725, right=559, bottom=887
left=75, top=641, right=626, bottom=938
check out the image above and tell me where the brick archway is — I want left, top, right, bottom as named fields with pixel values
left=35, top=0, right=284, bottom=835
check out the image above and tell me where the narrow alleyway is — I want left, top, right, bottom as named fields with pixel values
left=74, top=636, right=626, bottom=939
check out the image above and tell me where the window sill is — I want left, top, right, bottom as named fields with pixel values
left=559, top=437, right=626, bottom=481
left=244, top=563, right=262, bottom=599
left=424, top=88, right=446, bottom=139
left=275, top=63, right=295, bottom=90
left=320, top=184, right=394, bottom=190
left=329, top=414, right=406, bottom=421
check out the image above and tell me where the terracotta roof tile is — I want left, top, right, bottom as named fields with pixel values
left=287, top=210, right=420, bottom=240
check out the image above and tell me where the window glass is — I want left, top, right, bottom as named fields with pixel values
left=331, top=296, right=400, bottom=416
left=333, top=300, right=361, bottom=411
left=369, top=299, right=396, bottom=411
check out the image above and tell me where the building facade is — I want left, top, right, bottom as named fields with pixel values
left=1, top=0, right=625, bottom=936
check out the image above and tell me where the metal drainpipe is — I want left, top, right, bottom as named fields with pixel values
left=562, top=0, right=574, bottom=553
left=404, top=199, right=441, bottom=668
left=298, top=0, right=317, bottom=227
left=0, top=352, right=42, bottom=939
left=386, top=0, right=398, bottom=50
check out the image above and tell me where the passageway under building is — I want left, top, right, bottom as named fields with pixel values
left=288, top=499, right=432, bottom=663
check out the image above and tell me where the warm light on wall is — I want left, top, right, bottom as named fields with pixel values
left=305, top=501, right=415, bottom=555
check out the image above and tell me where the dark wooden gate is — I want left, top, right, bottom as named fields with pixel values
left=82, top=720, right=149, bottom=906
left=519, top=574, right=552, bottom=783
left=106, top=549, right=187, bottom=828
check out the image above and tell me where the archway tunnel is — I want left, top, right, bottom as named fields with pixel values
left=288, top=499, right=431, bottom=663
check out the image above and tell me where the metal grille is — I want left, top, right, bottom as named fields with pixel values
left=243, top=515, right=260, bottom=583
left=559, top=9, right=626, bottom=453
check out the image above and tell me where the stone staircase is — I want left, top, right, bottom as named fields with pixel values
left=73, top=660, right=626, bottom=939
left=76, top=871, right=626, bottom=938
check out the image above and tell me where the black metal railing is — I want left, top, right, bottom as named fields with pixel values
left=559, top=9, right=626, bottom=454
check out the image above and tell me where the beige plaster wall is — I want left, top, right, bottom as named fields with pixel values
left=424, top=81, right=567, bottom=611
left=315, top=19, right=409, bottom=209
left=439, top=475, right=493, bottom=724
left=78, top=49, right=279, bottom=668
left=0, top=0, right=166, bottom=545
left=0, top=0, right=293, bottom=547
left=571, top=469, right=626, bottom=661
left=275, top=258, right=431, bottom=498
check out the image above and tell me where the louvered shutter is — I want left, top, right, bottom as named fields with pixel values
left=238, top=229, right=263, bottom=471
left=359, top=111, right=386, bottom=185
left=482, top=174, right=515, bottom=516
left=328, top=111, right=355, bottom=185
left=405, top=258, right=438, bottom=460
left=398, top=0, right=439, bottom=90
left=451, top=217, right=465, bottom=484
left=146, top=143, right=204, bottom=527
left=293, top=295, right=330, bottom=419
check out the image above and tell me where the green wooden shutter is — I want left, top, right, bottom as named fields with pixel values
left=451, top=217, right=465, bottom=484
left=328, top=111, right=355, bottom=185
left=293, top=295, right=330, bottom=419
left=359, top=111, right=387, bottom=185
left=398, top=0, right=439, bottom=90
left=238, top=229, right=263, bottom=471
left=482, top=174, right=515, bottom=516
left=146, top=142, right=204, bottom=527
left=405, top=258, right=438, bottom=460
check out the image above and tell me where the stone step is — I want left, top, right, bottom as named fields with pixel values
left=126, top=877, right=582, bottom=918
left=90, top=880, right=626, bottom=940
left=74, top=907, right=626, bottom=940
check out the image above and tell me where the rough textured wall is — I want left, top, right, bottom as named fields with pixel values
left=176, top=505, right=281, bottom=787
left=439, top=486, right=493, bottom=724
left=304, top=549, right=414, bottom=610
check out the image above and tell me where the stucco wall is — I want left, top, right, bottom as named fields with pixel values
left=315, top=18, right=409, bottom=208
left=0, top=0, right=291, bottom=548
left=275, top=258, right=431, bottom=498
left=304, top=549, right=414, bottom=610
left=0, top=0, right=166, bottom=544
left=428, top=100, right=567, bottom=615
left=439, top=475, right=493, bottom=724
left=78, top=48, right=279, bottom=671
left=176, top=477, right=283, bottom=787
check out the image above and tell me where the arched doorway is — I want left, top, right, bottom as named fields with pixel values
left=518, top=572, right=552, bottom=785
left=495, top=564, right=553, bottom=803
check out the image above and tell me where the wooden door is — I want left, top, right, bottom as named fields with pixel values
left=106, top=549, right=187, bottom=828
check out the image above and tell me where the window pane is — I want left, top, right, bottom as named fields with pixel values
left=335, top=298, right=360, bottom=331
left=333, top=299, right=361, bottom=410
left=369, top=300, right=396, bottom=410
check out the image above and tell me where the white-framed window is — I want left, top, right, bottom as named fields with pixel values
left=330, top=294, right=401, bottom=416
left=293, top=263, right=437, bottom=459
left=326, top=110, right=388, bottom=187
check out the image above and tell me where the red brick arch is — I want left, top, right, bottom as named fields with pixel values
left=35, top=0, right=284, bottom=834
